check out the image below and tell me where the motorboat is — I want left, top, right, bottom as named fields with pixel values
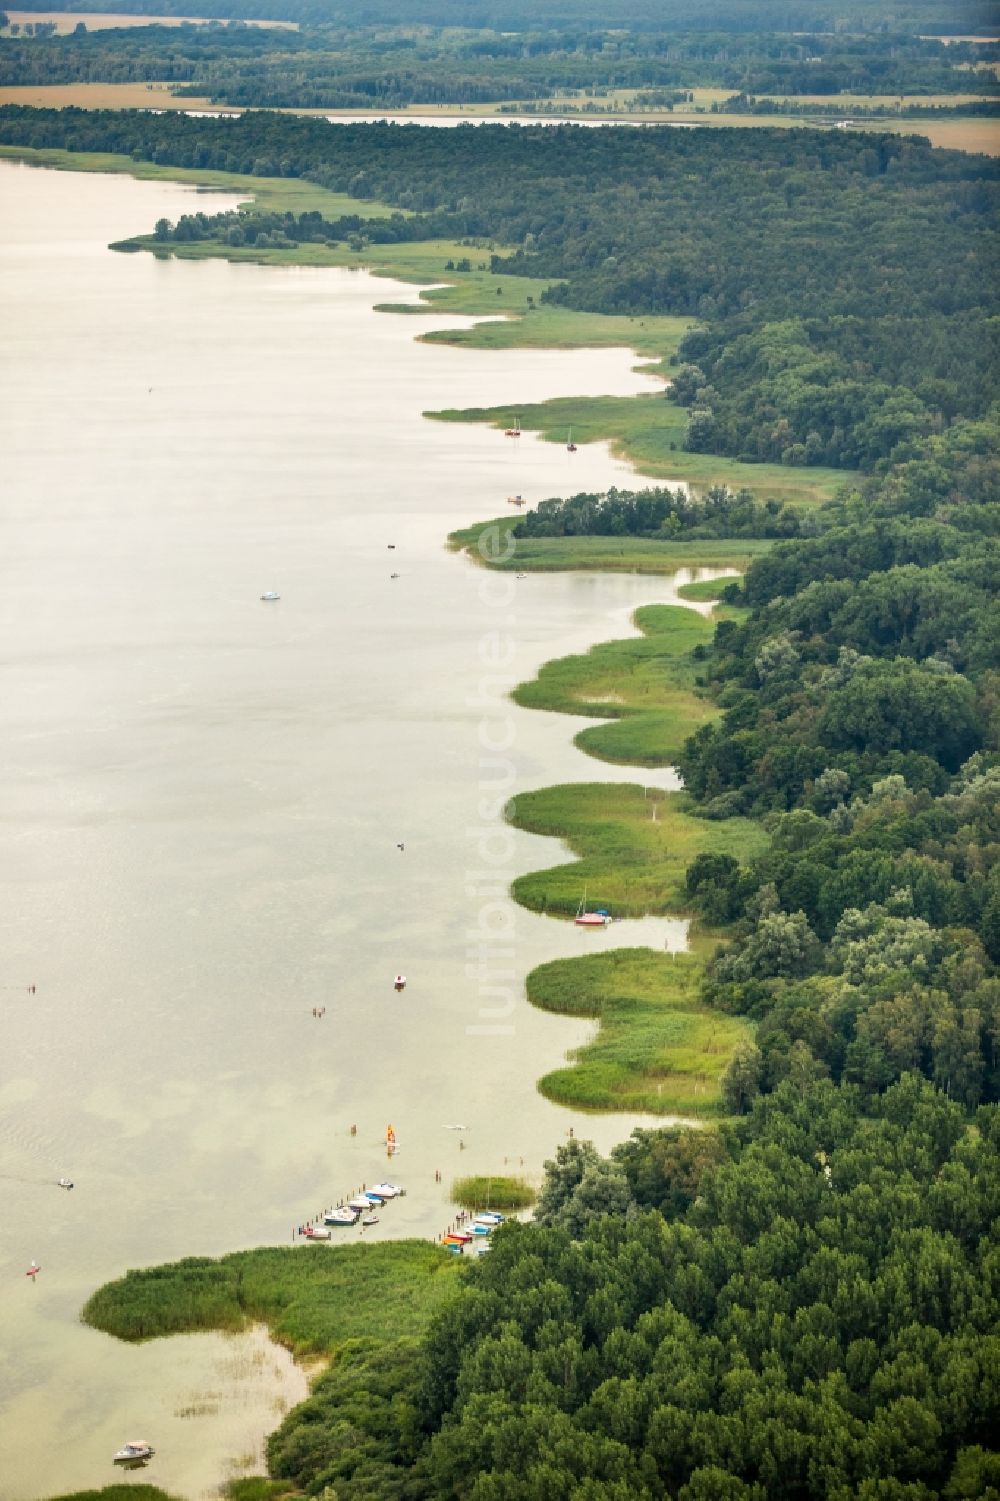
left=444, top=1229, right=473, bottom=1243
left=259, top=591, right=280, bottom=602
left=471, top=1223, right=492, bottom=1236
left=303, top=1225, right=332, bottom=1241
left=114, top=1440, right=155, bottom=1464
left=324, top=1207, right=359, bottom=1226
left=57, top=1177, right=74, bottom=1190
left=370, top=1182, right=404, bottom=1198
left=394, top=975, right=406, bottom=992
left=348, top=1195, right=380, bottom=1212
left=474, top=1213, right=504, bottom=1226
left=362, top=1213, right=379, bottom=1226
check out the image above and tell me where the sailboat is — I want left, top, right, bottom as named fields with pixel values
left=566, top=428, right=577, bottom=452
left=575, top=891, right=610, bottom=927
left=504, top=416, right=521, bottom=438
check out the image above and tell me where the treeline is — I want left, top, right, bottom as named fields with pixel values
left=674, top=416, right=1000, bottom=1117
left=3, top=23, right=995, bottom=103
left=513, top=484, right=803, bottom=541
left=9, top=0, right=996, bottom=35
left=2, top=106, right=996, bottom=472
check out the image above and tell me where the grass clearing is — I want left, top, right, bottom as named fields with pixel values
left=82, top=1241, right=459, bottom=1355
left=508, top=783, right=767, bottom=918
left=527, top=948, right=750, bottom=1114
left=451, top=1176, right=536, bottom=1211
left=0, top=83, right=222, bottom=109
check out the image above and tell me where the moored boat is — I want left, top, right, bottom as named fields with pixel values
left=370, top=1182, right=404, bottom=1198
left=303, top=1225, right=332, bottom=1240
left=114, top=1440, right=155, bottom=1464
left=324, top=1206, right=359, bottom=1226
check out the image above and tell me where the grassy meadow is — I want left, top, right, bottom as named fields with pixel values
left=508, top=783, right=767, bottom=918
left=82, top=1241, right=459, bottom=1354
left=527, top=948, right=750, bottom=1114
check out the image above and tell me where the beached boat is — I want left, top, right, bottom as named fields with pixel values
left=324, top=1207, right=359, bottom=1226
left=114, top=1440, right=155, bottom=1464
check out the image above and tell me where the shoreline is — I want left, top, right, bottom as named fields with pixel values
left=14, top=151, right=769, bottom=1500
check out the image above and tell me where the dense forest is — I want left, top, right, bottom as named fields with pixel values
left=3, top=22, right=996, bottom=105
left=2, top=107, right=997, bottom=472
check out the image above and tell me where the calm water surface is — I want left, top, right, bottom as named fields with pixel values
left=0, top=160, right=727, bottom=1499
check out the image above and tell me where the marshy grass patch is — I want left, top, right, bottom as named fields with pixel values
left=527, top=948, right=750, bottom=1114
left=514, top=602, right=727, bottom=766
left=82, top=1241, right=460, bottom=1356
left=508, top=783, right=767, bottom=918
left=451, top=1176, right=536, bottom=1211
left=448, top=515, right=772, bottom=575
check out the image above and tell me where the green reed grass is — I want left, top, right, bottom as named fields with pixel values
left=527, top=948, right=750, bottom=1114
left=82, top=1242, right=459, bottom=1356
left=451, top=1176, right=536, bottom=1211
left=448, top=516, right=770, bottom=575
left=509, top=784, right=766, bottom=918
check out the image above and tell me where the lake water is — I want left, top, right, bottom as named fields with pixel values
left=0, top=159, right=726, bottom=1499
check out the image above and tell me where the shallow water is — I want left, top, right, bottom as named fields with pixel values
left=0, top=159, right=730, bottom=1499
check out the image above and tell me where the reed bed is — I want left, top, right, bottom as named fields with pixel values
left=82, top=1242, right=459, bottom=1356
left=509, top=784, right=766, bottom=918
left=451, top=1176, right=536, bottom=1211
left=527, top=948, right=750, bottom=1114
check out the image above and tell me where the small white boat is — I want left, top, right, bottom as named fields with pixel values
left=370, top=1182, right=403, bottom=1198
left=324, top=1206, right=359, bottom=1226
left=114, top=1440, right=155, bottom=1464
left=474, top=1213, right=504, bottom=1226
left=259, top=591, right=280, bottom=602
left=302, top=1225, right=332, bottom=1241
left=348, top=1194, right=383, bottom=1212
left=362, top=1213, right=379, bottom=1226
left=57, top=1177, right=74, bottom=1190
left=442, top=1123, right=467, bottom=1131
